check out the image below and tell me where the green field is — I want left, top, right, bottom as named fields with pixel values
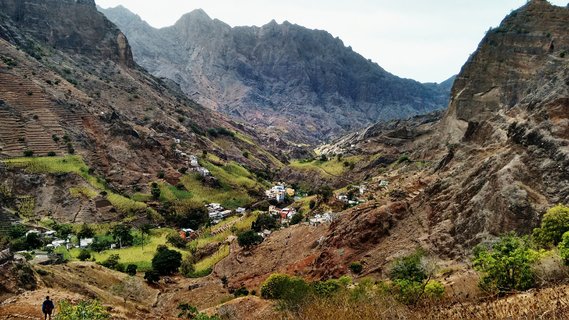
left=289, top=155, right=363, bottom=176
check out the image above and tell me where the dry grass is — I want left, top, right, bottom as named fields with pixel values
left=279, top=283, right=569, bottom=320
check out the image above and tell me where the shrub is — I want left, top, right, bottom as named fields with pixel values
left=47, top=151, right=56, bottom=157
left=349, top=261, right=363, bottom=274
left=100, top=254, right=120, bottom=270
left=237, top=230, right=263, bottom=248
left=558, top=231, right=569, bottom=265
left=533, top=204, right=569, bottom=247
left=389, top=251, right=427, bottom=283
left=77, top=249, right=91, bottom=262
left=180, top=256, right=196, bottom=278
left=312, top=279, right=343, bottom=297
left=233, top=287, right=249, bottom=297
left=77, top=223, right=94, bottom=239
left=473, top=234, right=538, bottom=294
left=251, top=213, right=279, bottom=232
left=290, top=213, right=303, bottom=225
left=23, top=150, right=34, bottom=157
left=424, top=280, right=445, bottom=300
left=242, top=151, right=249, bottom=158
left=167, top=233, right=187, bottom=249
left=126, top=264, right=137, bottom=276
left=152, top=245, right=182, bottom=275
left=151, top=184, right=161, bottom=200
left=54, top=300, right=110, bottom=320
left=144, top=270, right=160, bottom=283
left=260, top=273, right=311, bottom=308
left=177, top=303, right=220, bottom=320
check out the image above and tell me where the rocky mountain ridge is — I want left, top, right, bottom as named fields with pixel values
left=101, top=6, right=452, bottom=143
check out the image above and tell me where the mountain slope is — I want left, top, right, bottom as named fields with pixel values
left=0, top=0, right=284, bottom=223
left=101, top=6, right=451, bottom=143
left=304, top=0, right=569, bottom=275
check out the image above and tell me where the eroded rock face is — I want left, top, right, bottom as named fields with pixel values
left=101, top=6, right=451, bottom=143
left=311, top=1, right=569, bottom=271
left=0, top=0, right=134, bottom=67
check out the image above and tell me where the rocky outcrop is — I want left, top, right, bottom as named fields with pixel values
left=0, top=0, right=134, bottom=67
left=101, top=6, right=451, bottom=143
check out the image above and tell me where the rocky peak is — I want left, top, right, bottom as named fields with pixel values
left=0, top=0, right=134, bottom=67
left=443, top=0, right=569, bottom=142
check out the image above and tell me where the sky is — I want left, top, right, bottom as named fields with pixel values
left=95, top=0, right=568, bottom=83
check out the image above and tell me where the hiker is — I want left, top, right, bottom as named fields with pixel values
left=42, top=296, right=55, bottom=320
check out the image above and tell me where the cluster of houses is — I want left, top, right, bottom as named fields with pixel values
left=269, top=205, right=298, bottom=223
left=173, top=145, right=211, bottom=177
left=206, top=203, right=247, bottom=225
left=265, top=184, right=295, bottom=203
left=337, top=183, right=369, bottom=206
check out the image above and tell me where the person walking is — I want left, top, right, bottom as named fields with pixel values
left=42, top=296, right=55, bottom=320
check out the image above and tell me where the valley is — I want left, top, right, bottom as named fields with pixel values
left=1, top=0, right=569, bottom=319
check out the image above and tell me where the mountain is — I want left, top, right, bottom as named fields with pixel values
left=0, top=0, right=285, bottom=223
left=305, top=0, right=569, bottom=275
left=100, top=6, right=451, bottom=143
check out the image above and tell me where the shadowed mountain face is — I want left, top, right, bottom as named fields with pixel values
left=101, top=6, right=452, bottom=143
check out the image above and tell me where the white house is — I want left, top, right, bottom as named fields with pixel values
left=236, top=207, right=247, bottom=215
left=197, top=167, right=210, bottom=177
left=79, top=238, right=94, bottom=248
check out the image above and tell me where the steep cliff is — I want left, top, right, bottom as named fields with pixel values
left=101, top=6, right=451, bottom=143
left=308, top=0, right=569, bottom=275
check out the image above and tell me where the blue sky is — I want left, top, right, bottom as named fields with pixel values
left=96, top=0, right=568, bottom=83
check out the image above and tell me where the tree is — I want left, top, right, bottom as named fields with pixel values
left=152, top=245, right=182, bottom=275
left=533, top=204, right=569, bottom=247
left=126, top=264, right=138, bottom=276
left=111, top=224, right=133, bottom=248
left=318, top=185, right=333, bottom=201
left=55, top=223, right=73, bottom=239
left=473, top=234, right=538, bottom=294
left=251, top=213, right=279, bottom=232
left=8, top=224, right=27, bottom=239
left=78, top=249, right=91, bottom=262
left=237, top=230, right=263, bottom=248
left=90, top=237, right=110, bottom=253
left=140, top=224, right=152, bottom=251
left=77, top=224, right=94, bottom=239
left=100, top=254, right=121, bottom=270
left=151, top=182, right=161, bottom=200
left=25, top=232, right=43, bottom=250
left=144, top=270, right=160, bottom=283
left=171, top=200, right=209, bottom=229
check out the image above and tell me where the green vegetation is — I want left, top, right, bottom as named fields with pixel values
left=54, top=300, right=110, bottom=320
left=69, top=187, right=98, bottom=199
left=237, top=230, right=263, bottom=248
left=559, top=231, right=569, bottom=265
left=193, top=245, right=229, bottom=273
left=473, top=234, right=538, bottom=294
left=349, top=261, right=363, bottom=274
left=2, top=156, right=147, bottom=215
left=533, top=204, right=569, bottom=247
left=151, top=245, right=182, bottom=275
left=290, top=155, right=363, bottom=176
left=388, top=250, right=445, bottom=304
left=177, top=303, right=221, bottom=320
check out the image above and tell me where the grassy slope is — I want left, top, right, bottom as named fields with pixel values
left=289, top=156, right=363, bottom=177
left=2, top=156, right=149, bottom=214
